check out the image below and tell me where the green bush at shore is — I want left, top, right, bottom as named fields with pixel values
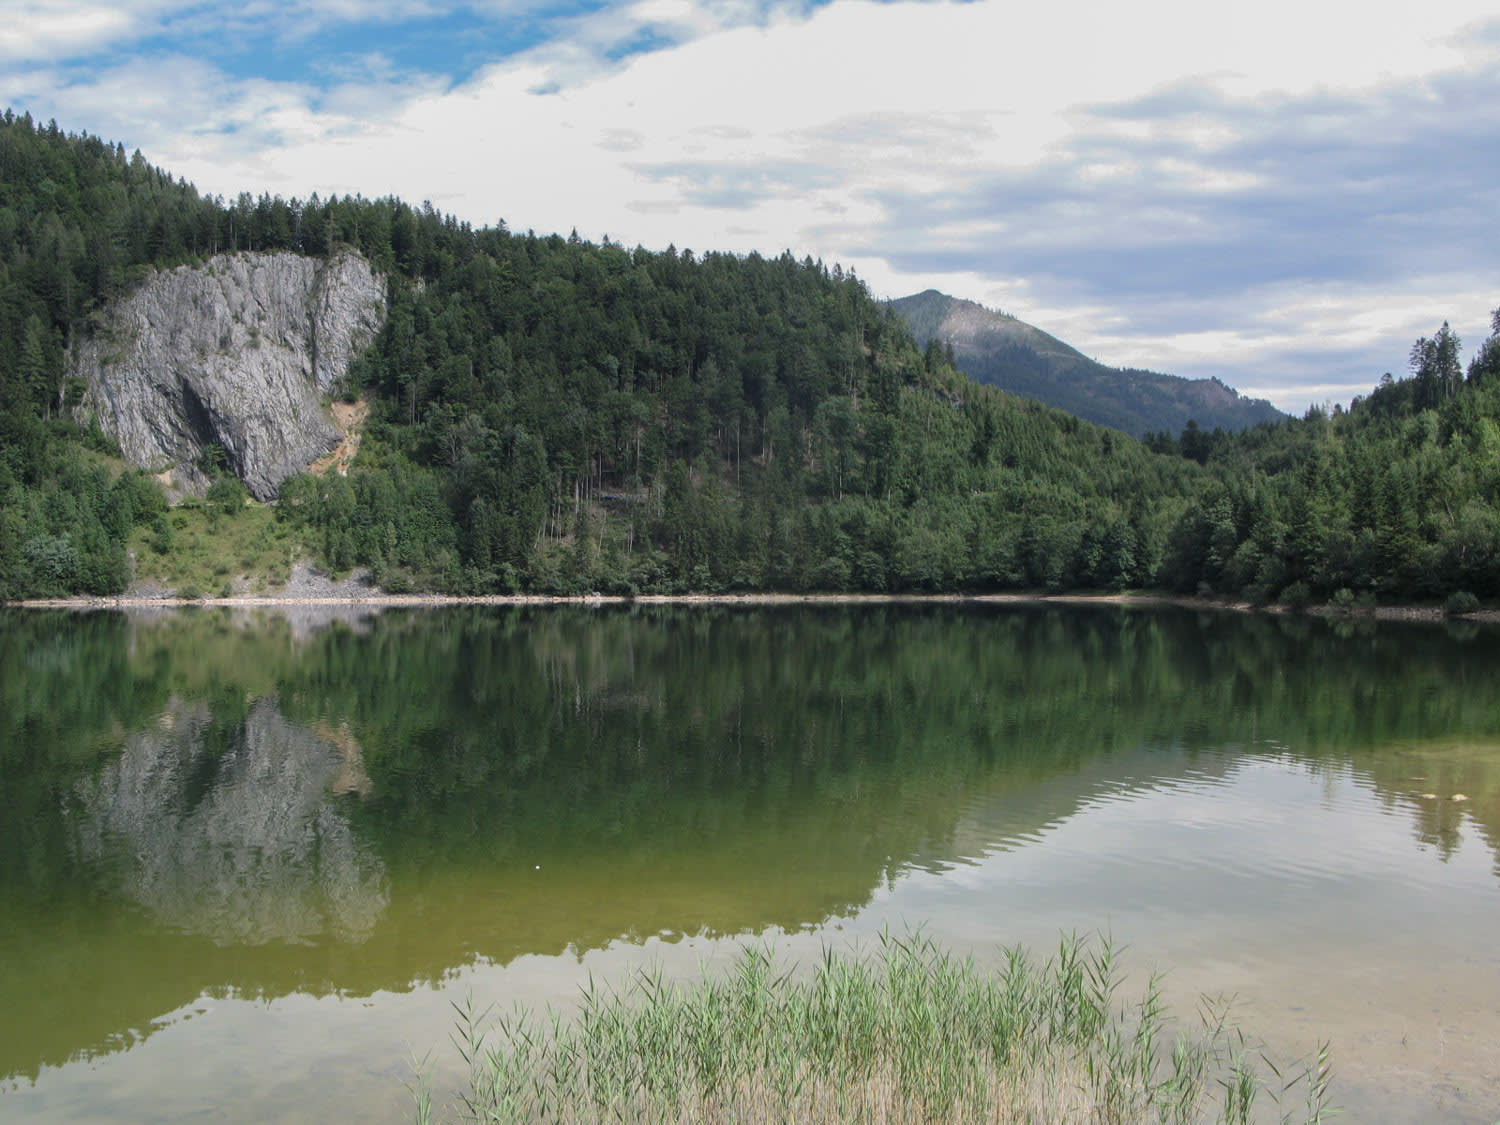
left=414, top=932, right=1334, bottom=1124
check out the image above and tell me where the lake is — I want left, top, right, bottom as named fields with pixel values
left=2, top=603, right=1498, bottom=1122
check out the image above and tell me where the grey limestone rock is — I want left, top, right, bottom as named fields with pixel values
left=70, top=249, right=386, bottom=499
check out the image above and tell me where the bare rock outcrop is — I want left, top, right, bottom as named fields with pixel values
left=70, top=249, right=386, bottom=499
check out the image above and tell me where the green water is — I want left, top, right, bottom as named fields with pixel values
left=2, top=604, right=1499, bottom=1122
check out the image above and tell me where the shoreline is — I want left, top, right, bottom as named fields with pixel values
left=6, top=588, right=1494, bottom=625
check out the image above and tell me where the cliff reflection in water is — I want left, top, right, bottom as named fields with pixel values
left=70, top=697, right=386, bottom=947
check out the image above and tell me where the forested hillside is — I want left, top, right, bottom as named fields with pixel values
left=0, top=112, right=222, bottom=596
left=0, top=111, right=1206, bottom=598
left=1151, top=317, right=1500, bottom=604
left=2, top=109, right=1498, bottom=606
left=284, top=225, right=1214, bottom=595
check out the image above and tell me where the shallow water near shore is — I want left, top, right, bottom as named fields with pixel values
left=2, top=604, right=1498, bottom=1122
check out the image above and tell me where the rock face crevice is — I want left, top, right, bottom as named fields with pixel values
left=70, top=250, right=386, bottom=499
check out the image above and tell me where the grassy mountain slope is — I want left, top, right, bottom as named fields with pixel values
left=890, top=289, right=1285, bottom=438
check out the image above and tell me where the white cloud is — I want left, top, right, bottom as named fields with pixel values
left=0, top=3, right=144, bottom=62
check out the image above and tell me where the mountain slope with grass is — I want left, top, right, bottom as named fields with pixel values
left=890, top=289, right=1285, bottom=438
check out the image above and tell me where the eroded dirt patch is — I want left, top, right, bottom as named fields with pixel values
left=309, top=395, right=371, bottom=477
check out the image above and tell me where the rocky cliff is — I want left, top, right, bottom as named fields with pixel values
left=70, top=250, right=386, bottom=499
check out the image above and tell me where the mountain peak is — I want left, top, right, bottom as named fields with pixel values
left=889, top=290, right=1284, bottom=438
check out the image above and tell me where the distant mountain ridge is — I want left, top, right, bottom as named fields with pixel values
left=890, top=290, right=1285, bottom=438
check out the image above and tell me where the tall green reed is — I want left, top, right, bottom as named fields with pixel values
left=419, top=930, right=1335, bottom=1123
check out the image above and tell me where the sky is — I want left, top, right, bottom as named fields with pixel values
left=3, top=0, right=1498, bottom=415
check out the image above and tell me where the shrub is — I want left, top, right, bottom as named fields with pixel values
left=207, top=475, right=249, bottom=518
left=1279, top=581, right=1312, bottom=612
left=1445, top=590, right=1481, bottom=617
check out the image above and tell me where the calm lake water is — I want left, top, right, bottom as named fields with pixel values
left=2, top=604, right=1498, bottom=1122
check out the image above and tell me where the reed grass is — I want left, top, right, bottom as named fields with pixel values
left=414, top=931, right=1334, bottom=1124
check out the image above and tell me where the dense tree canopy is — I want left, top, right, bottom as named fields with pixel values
left=2, top=110, right=1497, bottom=605
left=1150, top=313, right=1500, bottom=603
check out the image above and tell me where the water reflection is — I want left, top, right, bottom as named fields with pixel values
left=121, top=601, right=388, bottom=640
left=2, top=605, right=1499, bottom=1121
left=71, top=698, right=386, bottom=946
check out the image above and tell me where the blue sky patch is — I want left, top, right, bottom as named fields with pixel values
left=94, top=1, right=626, bottom=91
